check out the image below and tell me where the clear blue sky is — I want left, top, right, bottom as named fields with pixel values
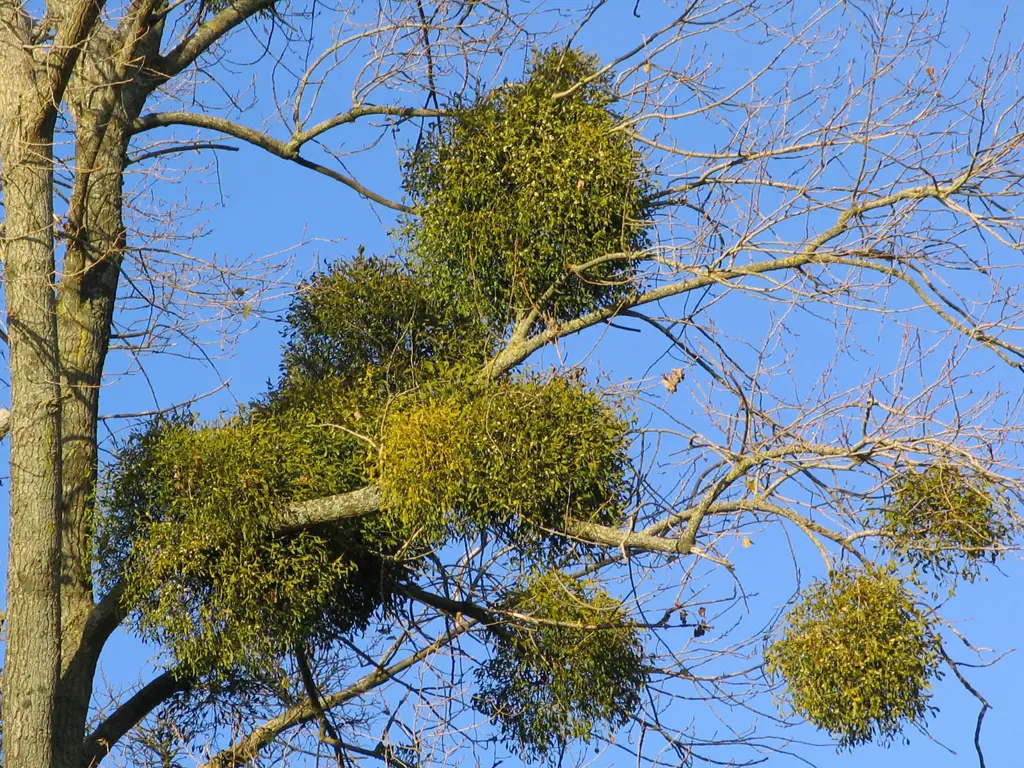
left=2, top=1, right=1022, bottom=766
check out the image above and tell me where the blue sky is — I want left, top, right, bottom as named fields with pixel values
left=3, top=1, right=1024, bottom=766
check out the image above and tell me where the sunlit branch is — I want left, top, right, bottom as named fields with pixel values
left=150, top=0, right=279, bottom=82
left=130, top=110, right=430, bottom=211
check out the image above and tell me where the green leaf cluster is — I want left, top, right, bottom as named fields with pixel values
left=474, top=571, right=647, bottom=762
left=281, top=255, right=490, bottom=386
left=373, top=374, right=632, bottom=550
left=100, top=403, right=405, bottom=678
left=883, top=465, right=1012, bottom=582
left=765, top=566, right=942, bottom=749
left=96, top=47, right=655, bottom=756
left=99, top=258, right=459, bottom=677
left=402, top=46, right=653, bottom=331
left=98, top=243, right=635, bottom=684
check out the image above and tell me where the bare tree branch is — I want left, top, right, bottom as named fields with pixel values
left=129, top=109, right=431, bottom=210
left=149, top=0, right=279, bottom=83
left=83, top=670, right=192, bottom=767
left=201, top=621, right=473, bottom=768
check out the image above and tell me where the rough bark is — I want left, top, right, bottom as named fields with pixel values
left=1, top=0, right=131, bottom=762
left=280, top=486, right=385, bottom=530
left=54, top=13, right=161, bottom=763
left=0, top=45, right=66, bottom=768
left=54, top=45, right=129, bottom=768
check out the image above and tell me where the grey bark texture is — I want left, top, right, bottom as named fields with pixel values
left=0, top=0, right=86, bottom=755
left=0, top=84, right=66, bottom=768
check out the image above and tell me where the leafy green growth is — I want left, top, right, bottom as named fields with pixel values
left=268, top=254, right=490, bottom=448
left=765, top=566, right=942, bottom=749
left=281, top=255, right=490, bottom=386
left=403, top=46, right=652, bottom=332
left=99, top=406, right=406, bottom=678
left=883, top=465, right=1012, bottom=582
left=373, top=374, right=632, bottom=550
left=97, top=48, right=653, bottom=755
left=98, top=249, right=635, bottom=681
left=474, top=571, right=647, bottom=762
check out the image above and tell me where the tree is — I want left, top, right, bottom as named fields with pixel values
left=1, top=2, right=1023, bottom=767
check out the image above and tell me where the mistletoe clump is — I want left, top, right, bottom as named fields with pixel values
left=97, top=252, right=490, bottom=679
left=883, top=464, right=1013, bottom=582
left=373, top=374, right=632, bottom=549
left=474, top=571, right=647, bottom=763
left=97, top=45, right=655, bottom=749
left=99, top=406, right=405, bottom=678
left=403, top=46, right=653, bottom=331
left=765, top=566, right=942, bottom=749
left=281, top=255, right=490, bottom=386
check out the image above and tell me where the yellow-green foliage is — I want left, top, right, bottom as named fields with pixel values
left=100, top=403, right=404, bottom=678
left=403, top=46, right=652, bottom=330
left=101, top=369, right=634, bottom=678
left=373, top=375, right=632, bottom=548
left=281, top=255, right=489, bottom=386
left=765, top=567, right=941, bottom=749
left=96, top=50, right=653, bottom=754
left=883, top=465, right=1012, bottom=581
left=474, top=571, right=647, bottom=762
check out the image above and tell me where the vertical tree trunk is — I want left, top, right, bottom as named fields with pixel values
left=59, top=26, right=127, bottom=618
left=1, top=10, right=115, bottom=766
left=54, top=119, right=134, bottom=768
left=52, top=20, right=157, bottom=762
left=0, top=106, right=65, bottom=768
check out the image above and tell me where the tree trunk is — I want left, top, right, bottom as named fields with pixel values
left=53, top=22, right=152, bottom=766
left=0, top=73, right=65, bottom=768
left=1, top=10, right=142, bottom=763
left=54, top=114, right=134, bottom=768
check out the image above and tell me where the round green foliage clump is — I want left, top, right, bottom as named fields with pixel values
left=474, top=571, right=647, bottom=762
left=281, top=255, right=490, bottom=386
left=403, top=46, right=653, bottom=331
left=373, top=375, right=632, bottom=548
left=99, top=408, right=404, bottom=678
left=883, top=464, right=1012, bottom=582
left=765, top=566, right=942, bottom=749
